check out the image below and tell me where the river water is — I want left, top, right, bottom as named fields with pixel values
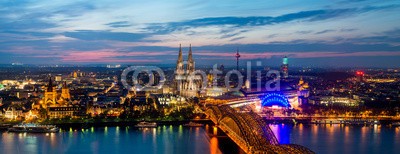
left=1, top=124, right=399, bottom=154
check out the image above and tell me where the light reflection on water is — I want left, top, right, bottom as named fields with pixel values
left=2, top=124, right=399, bottom=154
left=270, top=124, right=400, bottom=154
left=0, top=126, right=219, bottom=154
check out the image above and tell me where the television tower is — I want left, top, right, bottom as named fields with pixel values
left=235, top=48, right=240, bottom=71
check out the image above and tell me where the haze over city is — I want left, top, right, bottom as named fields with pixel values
left=1, top=0, right=400, bottom=67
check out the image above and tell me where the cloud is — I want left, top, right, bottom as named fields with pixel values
left=105, top=21, right=132, bottom=28
left=340, top=28, right=358, bottom=32
left=193, top=50, right=400, bottom=60
left=47, top=35, right=78, bottom=42
left=63, top=30, right=149, bottom=42
left=315, top=29, right=336, bottom=34
left=194, top=41, right=400, bottom=53
left=296, top=30, right=313, bottom=34
left=0, top=1, right=400, bottom=67
left=145, top=5, right=399, bottom=34
left=230, top=37, right=246, bottom=42
left=338, top=28, right=400, bottom=45
left=59, top=50, right=174, bottom=63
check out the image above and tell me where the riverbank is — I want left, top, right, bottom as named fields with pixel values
left=0, top=119, right=213, bottom=129
left=53, top=119, right=212, bottom=128
left=2, top=117, right=400, bottom=128
left=264, top=118, right=400, bottom=125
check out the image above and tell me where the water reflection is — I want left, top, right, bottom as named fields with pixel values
left=2, top=124, right=399, bottom=154
left=1, top=126, right=221, bottom=154
left=270, top=124, right=400, bottom=154
left=210, top=137, right=220, bottom=154
left=270, top=124, right=290, bottom=144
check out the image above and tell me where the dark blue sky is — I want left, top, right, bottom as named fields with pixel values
left=0, top=0, right=399, bottom=67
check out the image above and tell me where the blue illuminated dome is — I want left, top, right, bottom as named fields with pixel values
left=260, top=93, right=290, bottom=108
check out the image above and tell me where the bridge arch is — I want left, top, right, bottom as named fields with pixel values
left=204, top=106, right=223, bottom=123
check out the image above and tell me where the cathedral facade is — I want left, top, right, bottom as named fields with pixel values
left=174, top=45, right=203, bottom=97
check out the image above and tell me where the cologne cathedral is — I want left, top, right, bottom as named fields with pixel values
left=174, top=45, right=203, bottom=97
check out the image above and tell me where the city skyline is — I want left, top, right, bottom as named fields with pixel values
left=1, top=0, right=400, bottom=67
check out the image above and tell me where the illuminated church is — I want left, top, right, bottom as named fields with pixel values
left=42, top=77, right=71, bottom=108
left=174, top=44, right=203, bottom=97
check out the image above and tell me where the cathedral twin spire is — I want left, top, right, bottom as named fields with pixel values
left=176, top=44, right=195, bottom=74
left=174, top=44, right=201, bottom=97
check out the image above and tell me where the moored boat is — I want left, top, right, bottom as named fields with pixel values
left=183, top=122, right=203, bottom=127
left=392, top=122, right=400, bottom=126
left=0, top=124, right=12, bottom=131
left=135, top=122, right=157, bottom=128
left=8, top=124, right=59, bottom=133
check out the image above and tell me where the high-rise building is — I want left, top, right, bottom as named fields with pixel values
left=281, top=56, right=289, bottom=78
left=174, top=44, right=202, bottom=97
left=356, top=71, right=365, bottom=82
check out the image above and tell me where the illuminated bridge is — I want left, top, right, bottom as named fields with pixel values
left=205, top=105, right=314, bottom=154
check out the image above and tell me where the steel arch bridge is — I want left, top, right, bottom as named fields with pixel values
left=205, top=105, right=314, bottom=154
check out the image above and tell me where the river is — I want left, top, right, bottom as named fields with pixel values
left=1, top=124, right=399, bottom=154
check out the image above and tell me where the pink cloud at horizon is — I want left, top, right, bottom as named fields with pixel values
left=194, top=51, right=400, bottom=59
left=59, top=50, right=172, bottom=63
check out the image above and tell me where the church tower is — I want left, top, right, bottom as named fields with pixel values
left=176, top=44, right=184, bottom=75
left=43, top=77, right=57, bottom=106
left=175, top=44, right=185, bottom=92
left=186, top=44, right=195, bottom=74
left=61, top=81, right=71, bottom=100
left=186, top=44, right=196, bottom=91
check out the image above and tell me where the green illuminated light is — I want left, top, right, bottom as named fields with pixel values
left=283, top=57, right=288, bottom=65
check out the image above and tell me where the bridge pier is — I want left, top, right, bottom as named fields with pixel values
left=205, top=124, right=225, bottom=136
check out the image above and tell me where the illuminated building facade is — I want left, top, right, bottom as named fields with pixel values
left=55, top=75, right=62, bottom=82
left=48, top=107, right=83, bottom=119
left=174, top=44, right=203, bottom=97
left=308, top=96, right=360, bottom=107
left=356, top=71, right=365, bottom=82
left=297, top=77, right=310, bottom=105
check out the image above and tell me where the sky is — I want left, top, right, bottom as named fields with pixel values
left=1, top=0, right=400, bottom=67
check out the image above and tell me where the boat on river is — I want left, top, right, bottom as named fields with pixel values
left=135, top=122, right=157, bottom=128
left=183, top=122, right=203, bottom=127
left=8, top=124, right=59, bottom=133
